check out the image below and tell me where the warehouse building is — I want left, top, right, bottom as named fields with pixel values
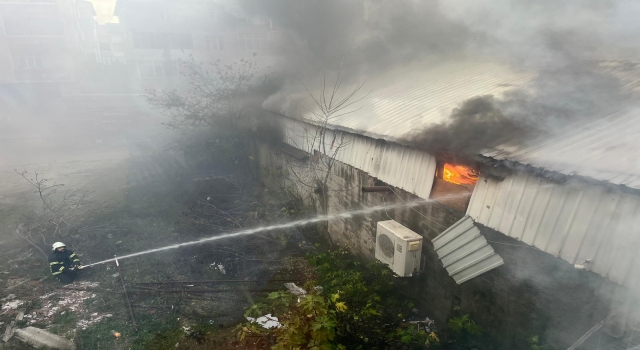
left=256, top=59, right=640, bottom=349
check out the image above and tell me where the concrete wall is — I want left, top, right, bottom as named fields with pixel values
left=255, top=139, right=628, bottom=350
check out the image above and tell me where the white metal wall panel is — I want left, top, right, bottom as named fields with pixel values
left=468, top=172, right=640, bottom=291
left=432, top=216, right=505, bottom=284
left=280, top=117, right=437, bottom=200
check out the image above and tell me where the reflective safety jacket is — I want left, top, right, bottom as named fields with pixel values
left=48, top=250, right=81, bottom=276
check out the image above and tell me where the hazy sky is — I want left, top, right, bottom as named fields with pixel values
left=90, top=0, right=118, bottom=24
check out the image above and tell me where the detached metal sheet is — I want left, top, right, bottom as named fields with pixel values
left=468, top=172, right=640, bottom=291
left=279, top=116, right=437, bottom=200
left=432, top=216, right=504, bottom=284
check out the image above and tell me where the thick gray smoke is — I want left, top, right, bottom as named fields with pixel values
left=407, top=96, right=534, bottom=163
left=240, top=0, right=470, bottom=79
left=241, top=0, right=640, bottom=156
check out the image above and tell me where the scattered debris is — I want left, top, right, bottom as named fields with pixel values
left=23, top=282, right=111, bottom=331
left=40, top=292, right=56, bottom=300
left=2, top=319, right=16, bottom=342
left=0, top=294, right=16, bottom=302
left=14, top=326, right=76, bottom=350
left=210, top=262, right=227, bottom=274
left=2, top=299, right=24, bottom=313
left=6, top=277, right=29, bottom=290
left=284, top=283, right=306, bottom=296
left=407, top=317, right=436, bottom=333
left=77, top=313, right=113, bottom=330
left=246, top=314, right=280, bottom=329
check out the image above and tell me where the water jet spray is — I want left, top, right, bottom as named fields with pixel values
left=83, top=196, right=460, bottom=267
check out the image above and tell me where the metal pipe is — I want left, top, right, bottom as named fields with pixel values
left=134, top=279, right=301, bottom=285
left=115, top=255, right=138, bottom=332
left=53, top=286, right=111, bottom=293
left=566, top=314, right=616, bottom=350
left=129, top=288, right=282, bottom=294
left=361, top=186, right=392, bottom=193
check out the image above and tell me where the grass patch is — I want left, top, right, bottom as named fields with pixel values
left=48, top=311, right=77, bottom=335
left=77, top=313, right=181, bottom=350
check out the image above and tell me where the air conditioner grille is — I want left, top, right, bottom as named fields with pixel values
left=378, top=234, right=394, bottom=258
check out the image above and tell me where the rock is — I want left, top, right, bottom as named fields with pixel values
left=14, top=327, right=76, bottom=350
left=0, top=294, right=16, bottom=302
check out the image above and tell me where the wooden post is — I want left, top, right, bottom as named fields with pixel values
left=115, top=255, right=138, bottom=332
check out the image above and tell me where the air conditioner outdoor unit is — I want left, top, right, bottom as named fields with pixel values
left=375, top=220, right=423, bottom=277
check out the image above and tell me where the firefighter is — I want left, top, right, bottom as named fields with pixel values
left=49, top=242, right=83, bottom=284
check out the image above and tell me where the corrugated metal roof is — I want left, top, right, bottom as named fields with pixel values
left=482, top=109, right=640, bottom=190
left=268, top=59, right=640, bottom=189
left=468, top=172, right=640, bottom=291
left=432, top=215, right=504, bottom=284
left=280, top=116, right=438, bottom=200
left=268, top=60, right=533, bottom=143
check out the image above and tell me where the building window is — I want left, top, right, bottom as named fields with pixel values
left=237, top=33, right=266, bottom=51
left=148, top=33, right=166, bottom=49
left=132, top=32, right=149, bottom=48
left=77, top=3, right=95, bottom=18
left=138, top=61, right=176, bottom=78
left=111, top=43, right=125, bottom=52
left=168, top=33, right=192, bottom=49
left=99, top=42, right=111, bottom=52
left=99, top=56, right=126, bottom=65
left=3, top=17, right=63, bottom=36
left=205, top=35, right=224, bottom=50
left=133, top=32, right=192, bottom=50
left=160, top=8, right=175, bottom=22
left=13, top=56, right=42, bottom=69
left=207, top=9, right=219, bottom=22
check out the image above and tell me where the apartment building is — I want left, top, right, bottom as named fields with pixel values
left=114, top=0, right=276, bottom=85
left=0, top=0, right=98, bottom=133
left=0, top=0, right=96, bottom=83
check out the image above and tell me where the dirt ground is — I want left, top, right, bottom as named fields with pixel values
left=0, top=130, right=312, bottom=349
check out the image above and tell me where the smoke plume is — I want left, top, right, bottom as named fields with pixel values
left=240, top=0, right=640, bottom=155
left=407, top=96, right=534, bottom=161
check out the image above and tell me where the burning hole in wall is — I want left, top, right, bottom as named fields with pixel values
left=440, top=163, right=478, bottom=186
left=430, top=162, right=479, bottom=212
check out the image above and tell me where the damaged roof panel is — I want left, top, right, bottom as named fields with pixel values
left=432, top=215, right=504, bottom=284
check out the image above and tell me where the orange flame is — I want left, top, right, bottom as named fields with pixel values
left=442, top=163, right=478, bottom=185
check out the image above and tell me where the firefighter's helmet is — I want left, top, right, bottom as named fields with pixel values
left=52, top=242, right=66, bottom=251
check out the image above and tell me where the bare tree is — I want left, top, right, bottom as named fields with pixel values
left=14, top=170, right=101, bottom=259
left=146, top=56, right=265, bottom=131
left=280, top=71, right=368, bottom=218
